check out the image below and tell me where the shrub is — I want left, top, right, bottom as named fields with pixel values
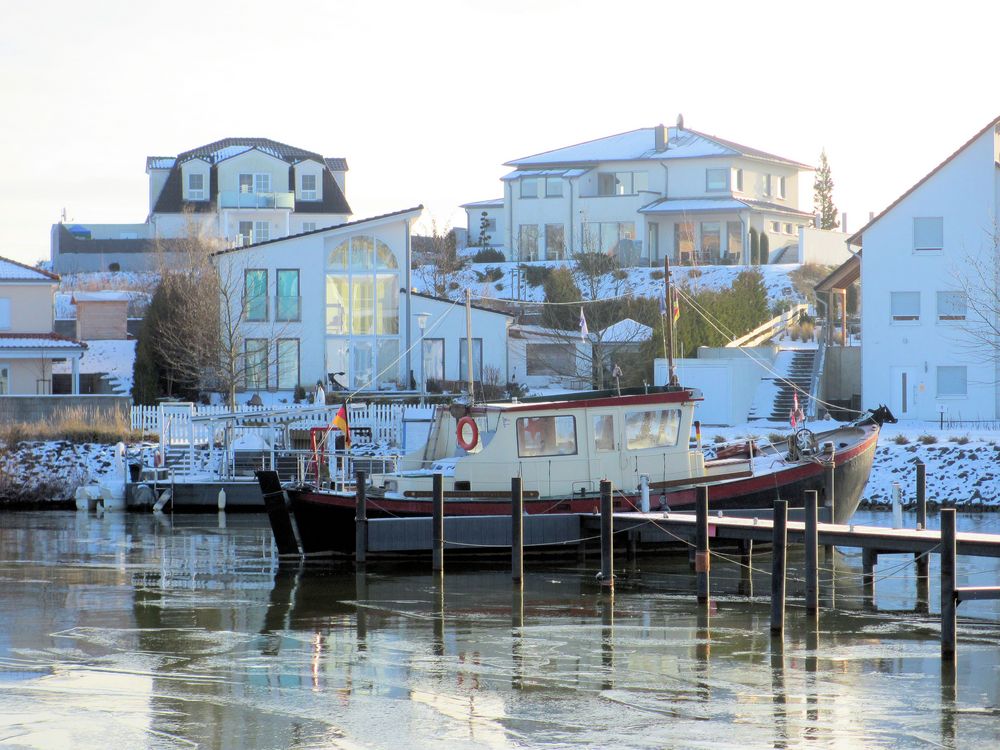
left=613, top=269, right=628, bottom=281
left=474, top=266, right=504, bottom=283
left=893, top=434, right=910, bottom=445
left=688, top=268, right=702, bottom=278
left=650, top=270, right=664, bottom=280
left=950, top=435, right=971, bottom=445
left=448, top=281, right=460, bottom=291
left=472, top=247, right=505, bottom=263
left=293, top=384, right=306, bottom=403
left=494, top=282, right=504, bottom=291
left=522, top=264, right=552, bottom=287
left=767, top=432, right=785, bottom=445
left=713, top=435, right=728, bottom=444
left=918, top=434, right=938, bottom=445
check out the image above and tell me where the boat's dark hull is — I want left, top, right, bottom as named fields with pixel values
left=276, top=425, right=879, bottom=556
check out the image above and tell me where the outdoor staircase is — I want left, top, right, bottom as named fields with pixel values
left=748, top=347, right=817, bottom=422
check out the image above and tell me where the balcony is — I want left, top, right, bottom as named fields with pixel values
left=219, top=191, right=295, bottom=210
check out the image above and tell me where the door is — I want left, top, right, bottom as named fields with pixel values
left=890, top=366, right=920, bottom=419
left=588, top=412, right=621, bottom=493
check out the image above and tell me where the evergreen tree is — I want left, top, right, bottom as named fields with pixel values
left=478, top=211, right=492, bottom=248
left=759, top=233, right=770, bottom=265
left=749, top=228, right=759, bottom=266
left=814, top=149, right=839, bottom=229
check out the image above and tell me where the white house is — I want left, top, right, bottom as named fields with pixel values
left=461, top=198, right=505, bottom=251
left=52, top=138, right=352, bottom=274
left=212, top=207, right=513, bottom=396
left=849, top=115, right=1000, bottom=421
left=466, top=118, right=816, bottom=266
left=507, top=324, right=591, bottom=391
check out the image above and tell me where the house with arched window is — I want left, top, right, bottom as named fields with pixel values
left=212, top=207, right=513, bottom=397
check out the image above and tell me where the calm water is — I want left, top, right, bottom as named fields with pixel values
left=0, top=510, right=997, bottom=749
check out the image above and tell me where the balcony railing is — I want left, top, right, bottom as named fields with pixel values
left=219, top=191, right=295, bottom=210
left=242, top=295, right=302, bottom=322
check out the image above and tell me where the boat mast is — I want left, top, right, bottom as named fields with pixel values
left=663, top=256, right=679, bottom=386
left=465, top=288, right=475, bottom=403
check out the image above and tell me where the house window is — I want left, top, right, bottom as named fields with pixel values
left=763, top=174, right=772, bottom=196
left=937, top=365, right=967, bottom=397
left=545, top=224, right=566, bottom=260
left=239, top=174, right=254, bottom=193
left=422, top=338, right=445, bottom=383
left=772, top=221, right=782, bottom=233
left=726, top=221, right=743, bottom=259
left=593, top=415, right=615, bottom=451
left=700, top=222, right=721, bottom=260
left=625, top=408, right=681, bottom=450
left=245, top=269, right=268, bottom=321
left=188, top=173, right=205, bottom=200
left=459, top=338, right=483, bottom=382
left=545, top=177, right=563, bottom=197
left=734, top=168, right=744, bottom=191
left=255, top=173, right=271, bottom=193
left=784, top=223, right=793, bottom=234
left=0, top=364, right=8, bottom=395
left=582, top=222, right=636, bottom=257
left=276, top=269, right=300, bottom=321
left=890, top=291, right=920, bottom=322
left=520, top=178, right=538, bottom=198
left=674, top=222, right=695, bottom=261
left=277, top=339, right=300, bottom=389
left=0, top=298, right=10, bottom=330
left=238, top=220, right=254, bottom=246
left=302, top=222, right=317, bottom=233
left=706, top=168, right=728, bottom=192
left=516, top=415, right=577, bottom=458
left=777, top=176, right=787, bottom=199
left=519, top=224, right=539, bottom=261
left=526, top=343, right=576, bottom=376
left=914, top=217, right=944, bottom=252
left=254, top=221, right=270, bottom=243
left=301, top=174, right=317, bottom=200
left=484, top=217, right=497, bottom=232
left=937, top=291, right=967, bottom=321
left=597, top=171, right=647, bottom=196
left=244, top=339, right=268, bottom=389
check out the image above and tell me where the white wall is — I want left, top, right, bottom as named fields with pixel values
left=798, top=227, right=852, bottom=266
left=861, top=125, right=998, bottom=421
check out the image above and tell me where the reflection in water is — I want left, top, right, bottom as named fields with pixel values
left=0, top=511, right=996, bottom=748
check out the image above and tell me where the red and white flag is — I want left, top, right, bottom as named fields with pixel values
left=790, top=392, right=800, bottom=428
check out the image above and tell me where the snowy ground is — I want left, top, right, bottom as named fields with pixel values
left=413, top=261, right=804, bottom=308
left=52, top=340, right=137, bottom=394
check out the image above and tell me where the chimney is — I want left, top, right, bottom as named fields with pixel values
left=841, top=212, right=848, bottom=232
left=654, top=124, right=669, bottom=152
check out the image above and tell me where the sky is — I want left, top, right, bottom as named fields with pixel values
left=2, top=0, right=1000, bottom=266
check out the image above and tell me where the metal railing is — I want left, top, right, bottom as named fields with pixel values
left=218, top=191, right=295, bottom=209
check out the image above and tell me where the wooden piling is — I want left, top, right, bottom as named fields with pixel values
left=915, top=461, right=929, bottom=579
left=824, top=463, right=835, bottom=558
left=941, top=508, right=957, bottom=660
left=862, top=548, right=877, bottom=601
left=599, top=480, right=614, bottom=589
left=432, top=473, right=444, bottom=572
left=804, top=490, right=819, bottom=614
left=738, top=539, right=753, bottom=597
left=696, top=486, right=710, bottom=604
left=355, top=471, right=367, bottom=564
left=511, top=477, right=523, bottom=583
left=770, top=499, right=787, bottom=634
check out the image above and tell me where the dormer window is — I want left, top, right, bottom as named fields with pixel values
left=763, top=174, right=772, bottom=197
left=734, top=168, right=744, bottom=191
left=301, top=174, right=317, bottom=201
left=239, top=173, right=271, bottom=193
left=188, top=173, right=205, bottom=201
left=777, top=175, right=787, bottom=199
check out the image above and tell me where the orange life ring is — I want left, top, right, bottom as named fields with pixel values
left=456, top=416, right=479, bottom=451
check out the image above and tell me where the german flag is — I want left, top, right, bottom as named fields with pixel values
left=332, top=403, right=351, bottom=449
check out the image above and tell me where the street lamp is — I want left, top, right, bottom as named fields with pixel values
left=416, top=312, right=430, bottom=402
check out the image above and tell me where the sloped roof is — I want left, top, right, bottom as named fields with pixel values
left=599, top=318, right=653, bottom=343
left=325, top=157, right=349, bottom=172
left=506, top=126, right=812, bottom=169
left=639, top=196, right=813, bottom=217
left=173, top=137, right=324, bottom=166
left=461, top=198, right=504, bottom=209
left=848, top=114, right=1000, bottom=246
left=0, top=256, right=59, bottom=281
left=0, top=333, right=85, bottom=350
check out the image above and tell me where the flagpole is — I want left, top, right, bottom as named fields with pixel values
left=663, top=256, right=678, bottom=386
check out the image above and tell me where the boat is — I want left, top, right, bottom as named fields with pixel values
left=256, top=385, right=895, bottom=556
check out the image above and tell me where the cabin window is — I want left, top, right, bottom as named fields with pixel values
left=625, top=408, right=681, bottom=450
left=593, top=415, right=615, bottom=451
left=516, top=415, right=577, bottom=458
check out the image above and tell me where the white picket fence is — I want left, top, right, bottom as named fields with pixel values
left=131, top=402, right=404, bottom=447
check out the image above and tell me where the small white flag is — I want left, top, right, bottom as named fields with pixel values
left=579, top=306, right=589, bottom=341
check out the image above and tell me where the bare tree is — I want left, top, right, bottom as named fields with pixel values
left=412, top=219, right=467, bottom=298
left=952, top=227, right=1000, bottom=364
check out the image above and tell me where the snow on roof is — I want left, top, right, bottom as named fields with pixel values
left=211, top=144, right=254, bottom=162
left=52, top=339, right=136, bottom=394
left=0, top=257, right=58, bottom=281
left=0, top=334, right=84, bottom=350
left=501, top=168, right=587, bottom=180
left=506, top=126, right=809, bottom=168
left=461, top=198, right=505, bottom=208
left=146, top=156, right=176, bottom=170
left=71, top=291, right=131, bottom=303
left=599, top=318, right=653, bottom=343
left=639, top=197, right=750, bottom=214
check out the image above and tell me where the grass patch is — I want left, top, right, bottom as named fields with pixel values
left=0, top=406, right=144, bottom=448
left=918, top=434, right=938, bottom=445
left=949, top=435, right=971, bottom=445
left=892, top=434, right=910, bottom=445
